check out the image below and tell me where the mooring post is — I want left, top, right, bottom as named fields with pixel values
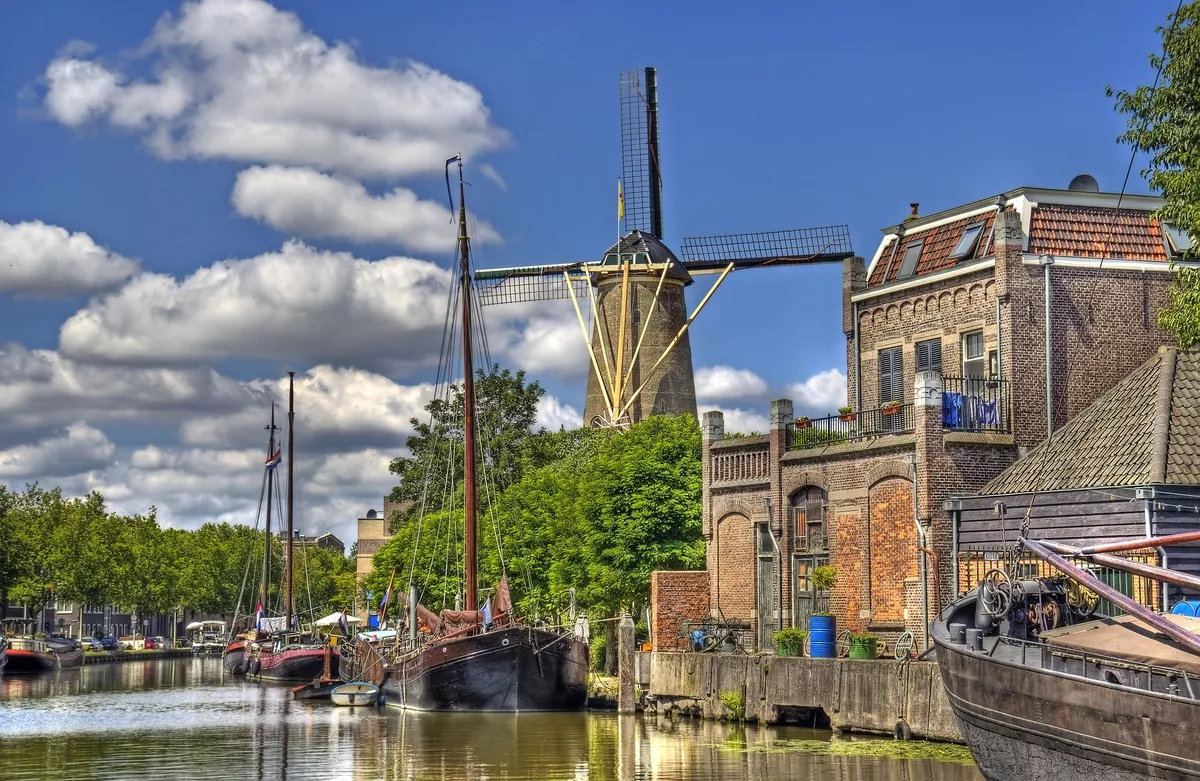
left=618, top=611, right=636, bottom=713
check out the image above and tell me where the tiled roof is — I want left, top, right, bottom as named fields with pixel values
left=982, top=347, right=1200, bottom=494
left=1027, top=204, right=1168, bottom=261
left=868, top=212, right=996, bottom=286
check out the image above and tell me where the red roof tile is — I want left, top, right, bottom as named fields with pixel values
left=867, top=212, right=996, bottom=286
left=1027, top=204, right=1167, bottom=261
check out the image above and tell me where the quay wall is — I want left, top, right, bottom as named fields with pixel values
left=646, top=652, right=962, bottom=743
left=83, top=649, right=193, bottom=665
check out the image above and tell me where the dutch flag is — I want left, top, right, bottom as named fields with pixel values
left=265, top=448, right=282, bottom=470
left=254, top=601, right=264, bottom=630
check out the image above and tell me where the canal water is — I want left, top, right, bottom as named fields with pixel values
left=0, top=658, right=982, bottom=780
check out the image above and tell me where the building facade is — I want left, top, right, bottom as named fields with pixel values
left=688, top=183, right=1189, bottom=652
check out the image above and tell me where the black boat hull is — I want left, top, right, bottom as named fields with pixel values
left=254, top=647, right=330, bottom=682
left=5, top=648, right=84, bottom=673
left=934, top=596, right=1200, bottom=780
left=222, top=643, right=246, bottom=674
left=382, top=626, right=589, bottom=712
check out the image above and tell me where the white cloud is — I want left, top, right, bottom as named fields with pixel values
left=41, top=0, right=509, bottom=179
left=701, top=406, right=770, bottom=436
left=695, top=365, right=768, bottom=400
left=479, top=163, right=507, bottom=191
left=58, top=240, right=453, bottom=371
left=493, top=304, right=589, bottom=379
left=535, top=395, right=580, bottom=431
left=0, top=423, right=115, bottom=479
left=785, top=368, right=847, bottom=414
left=0, top=220, right=140, bottom=296
left=231, top=165, right=500, bottom=251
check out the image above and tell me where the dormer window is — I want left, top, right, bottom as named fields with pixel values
left=1163, top=222, right=1193, bottom=256
left=950, top=222, right=985, bottom=260
left=897, top=239, right=924, bottom=278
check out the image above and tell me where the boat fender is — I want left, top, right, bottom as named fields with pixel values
left=250, top=659, right=261, bottom=676
left=232, top=660, right=244, bottom=675
left=894, top=720, right=912, bottom=741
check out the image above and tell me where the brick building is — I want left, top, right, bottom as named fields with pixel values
left=681, top=181, right=1191, bottom=653
left=278, top=530, right=346, bottom=556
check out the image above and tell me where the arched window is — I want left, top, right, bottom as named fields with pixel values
left=790, top=486, right=827, bottom=552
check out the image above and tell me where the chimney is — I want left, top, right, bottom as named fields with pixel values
left=904, top=202, right=921, bottom=222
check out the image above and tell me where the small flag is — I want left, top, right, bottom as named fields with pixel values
left=617, top=178, right=625, bottom=221
left=254, top=601, right=263, bottom=630
left=338, top=609, right=350, bottom=637
left=265, top=448, right=281, bottom=470
left=482, top=597, right=492, bottom=629
left=378, top=569, right=396, bottom=630
left=446, top=154, right=462, bottom=166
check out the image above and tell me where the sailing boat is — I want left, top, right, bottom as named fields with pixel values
left=378, top=155, right=590, bottom=711
left=248, top=373, right=333, bottom=682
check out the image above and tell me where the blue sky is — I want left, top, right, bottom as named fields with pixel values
left=0, top=0, right=1171, bottom=542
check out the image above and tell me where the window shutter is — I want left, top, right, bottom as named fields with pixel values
left=916, top=339, right=942, bottom=373
left=878, top=347, right=903, bottom=404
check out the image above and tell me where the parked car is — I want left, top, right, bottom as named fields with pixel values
left=100, top=636, right=119, bottom=651
left=144, top=636, right=169, bottom=650
left=82, top=637, right=103, bottom=651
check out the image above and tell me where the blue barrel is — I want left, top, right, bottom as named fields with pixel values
left=1171, top=600, right=1200, bottom=616
left=809, top=614, right=836, bottom=658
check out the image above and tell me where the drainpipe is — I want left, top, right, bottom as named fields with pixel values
left=909, top=453, right=929, bottom=651
left=763, top=497, right=783, bottom=633
left=1040, top=254, right=1054, bottom=438
left=853, top=301, right=862, bottom=414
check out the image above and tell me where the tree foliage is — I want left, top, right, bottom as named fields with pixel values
left=1110, top=2, right=1200, bottom=347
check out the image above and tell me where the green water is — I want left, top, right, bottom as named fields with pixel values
left=0, top=658, right=982, bottom=780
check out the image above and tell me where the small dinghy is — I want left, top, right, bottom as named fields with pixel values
left=331, top=682, right=379, bottom=707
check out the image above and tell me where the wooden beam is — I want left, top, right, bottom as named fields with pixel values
left=564, top=270, right=614, bottom=420
left=1040, top=539, right=1200, bottom=592
left=1082, top=530, right=1200, bottom=555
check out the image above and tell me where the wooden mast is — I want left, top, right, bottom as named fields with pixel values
left=453, top=155, right=478, bottom=613
left=284, top=371, right=295, bottom=630
left=261, top=404, right=279, bottom=620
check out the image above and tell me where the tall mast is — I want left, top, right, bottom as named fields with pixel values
left=284, top=371, right=295, bottom=631
left=261, top=403, right=279, bottom=618
left=452, top=154, right=478, bottom=613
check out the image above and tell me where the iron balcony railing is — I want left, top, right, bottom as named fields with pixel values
left=788, top=403, right=915, bottom=451
left=941, top=376, right=1010, bottom=433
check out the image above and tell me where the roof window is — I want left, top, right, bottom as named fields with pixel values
left=897, top=240, right=924, bottom=279
left=1163, top=222, right=1193, bottom=256
left=949, top=222, right=985, bottom=260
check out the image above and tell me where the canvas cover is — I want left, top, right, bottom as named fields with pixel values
left=1042, top=613, right=1200, bottom=675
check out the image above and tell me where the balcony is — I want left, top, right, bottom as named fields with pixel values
left=941, top=376, right=1010, bottom=433
left=787, top=403, right=915, bottom=451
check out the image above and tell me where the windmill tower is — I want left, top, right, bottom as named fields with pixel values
left=476, top=67, right=855, bottom=428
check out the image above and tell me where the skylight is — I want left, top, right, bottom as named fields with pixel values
left=897, top=240, right=924, bottom=278
left=1163, top=223, right=1193, bottom=256
left=949, top=222, right=985, bottom=260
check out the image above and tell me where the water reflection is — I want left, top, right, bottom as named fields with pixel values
left=0, top=659, right=981, bottom=780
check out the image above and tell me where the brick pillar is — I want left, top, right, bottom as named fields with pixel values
left=992, top=207, right=1044, bottom=449
left=701, top=410, right=723, bottom=619
left=913, top=369, right=943, bottom=644
left=769, top=398, right=792, bottom=629
left=843, top=257, right=867, bottom=410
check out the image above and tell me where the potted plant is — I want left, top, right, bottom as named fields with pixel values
left=796, top=416, right=812, bottom=429
left=881, top=400, right=901, bottom=416
left=808, top=566, right=839, bottom=658
left=848, top=631, right=879, bottom=660
left=773, top=627, right=809, bottom=657
left=837, top=405, right=855, bottom=422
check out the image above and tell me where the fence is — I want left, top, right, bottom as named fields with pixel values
left=941, top=377, right=1010, bottom=433
left=789, top=403, right=915, bottom=450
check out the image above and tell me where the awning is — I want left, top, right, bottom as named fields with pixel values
left=312, top=612, right=364, bottom=628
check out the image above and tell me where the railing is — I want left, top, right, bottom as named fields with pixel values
left=710, top=447, right=771, bottom=482
left=788, top=403, right=915, bottom=451
left=941, top=376, right=1010, bottom=433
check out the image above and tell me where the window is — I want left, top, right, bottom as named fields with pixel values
left=55, top=600, right=74, bottom=614
left=897, top=240, right=924, bottom=278
left=1163, top=223, right=1193, bottom=256
left=916, top=338, right=942, bottom=373
left=878, top=346, right=903, bottom=403
left=949, top=222, right=985, bottom=260
left=963, top=331, right=985, bottom=378
left=791, top=487, right=827, bottom=551
left=988, top=349, right=998, bottom=379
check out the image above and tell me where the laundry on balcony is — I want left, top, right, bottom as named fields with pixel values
left=942, top=389, right=1002, bottom=431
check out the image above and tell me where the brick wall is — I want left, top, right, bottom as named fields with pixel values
left=650, top=571, right=710, bottom=651
left=867, top=477, right=918, bottom=626
left=712, top=512, right=755, bottom=630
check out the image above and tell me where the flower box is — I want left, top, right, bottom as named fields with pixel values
left=796, top=418, right=812, bottom=429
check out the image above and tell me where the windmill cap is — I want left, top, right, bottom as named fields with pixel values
left=600, top=231, right=692, bottom=284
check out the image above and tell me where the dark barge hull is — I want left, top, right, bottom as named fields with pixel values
left=5, top=648, right=84, bottom=673
left=222, top=642, right=246, bottom=674
left=255, top=648, right=331, bottom=682
left=382, top=626, right=589, bottom=712
left=934, top=605, right=1200, bottom=780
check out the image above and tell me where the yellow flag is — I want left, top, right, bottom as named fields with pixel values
left=617, top=178, right=625, bottom=221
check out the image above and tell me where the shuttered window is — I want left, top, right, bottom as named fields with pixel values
left=916, top=338, right=942, bottom=373
left=878, top=346, right=903, bottom=404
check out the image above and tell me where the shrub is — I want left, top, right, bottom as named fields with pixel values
left=773, top=627, right=809, bottom=656
left=812, top=565, right=838, bottom=591
left=718, top=690, right=745, bottom=721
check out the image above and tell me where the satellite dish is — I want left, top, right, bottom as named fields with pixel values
left=1068, top=174, right=1099, bottom=193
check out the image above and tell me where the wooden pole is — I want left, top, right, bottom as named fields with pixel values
left=1040, top=539, right=1200, bottom=592
left=284, top=371, right=294, bottom=631
left=564, top=270, right=615, bottom=419
left=618, top=260, right=670, bottom=404
left=1019, top=536, right=1200, bottom=656
left=1080, top=530, right=1200, bottom=555
left=454, top=156, right=478, bottom=613
left=614, top=256, right=631, bottom=408
left=586, top=271, right=618, bottom=402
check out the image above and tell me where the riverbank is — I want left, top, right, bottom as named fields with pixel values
left=83, top=649, right=193, bottom=665
left=643, top=652, right=962, bottom=743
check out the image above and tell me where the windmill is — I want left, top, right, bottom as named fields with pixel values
left=476, top=67, right=854, bottom=428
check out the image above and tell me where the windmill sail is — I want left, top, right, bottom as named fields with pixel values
left=620, top=67, right=663, bottom=238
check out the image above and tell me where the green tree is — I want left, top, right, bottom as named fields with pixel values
left=1109, top=2, right=1200, bottom=347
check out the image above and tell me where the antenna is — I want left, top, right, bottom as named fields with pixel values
left=620, top=67, right=663, bottom=238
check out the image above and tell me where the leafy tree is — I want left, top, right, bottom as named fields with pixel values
left=1109, top=3, right=1200, bottom=347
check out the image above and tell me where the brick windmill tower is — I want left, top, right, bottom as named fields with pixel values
left=477, top=68, right=854, bottom=428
